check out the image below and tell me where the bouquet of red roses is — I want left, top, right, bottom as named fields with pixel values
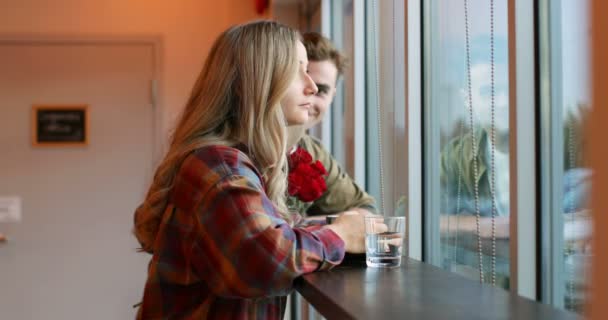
left=287, top=147, right=327, bottom=212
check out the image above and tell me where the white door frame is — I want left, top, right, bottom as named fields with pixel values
left=0, top=34, right=164, bottom=161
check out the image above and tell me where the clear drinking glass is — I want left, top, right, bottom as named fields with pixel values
left=365, top=216, right=406, bottom=268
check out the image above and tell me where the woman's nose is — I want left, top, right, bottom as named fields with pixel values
left=304, top=74, right=318, bottom=96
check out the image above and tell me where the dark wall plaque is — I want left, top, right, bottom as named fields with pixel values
left=32, top=105, right=88, bottom=146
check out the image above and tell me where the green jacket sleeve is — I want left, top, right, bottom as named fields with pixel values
left=298, top=135, right=377, bottom=216
left=440, top=127, right=490, bottom=199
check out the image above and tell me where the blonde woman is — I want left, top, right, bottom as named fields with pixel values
left=133, top=21, right=366, bottom=319
left=286, top=32, right=377, bottom=218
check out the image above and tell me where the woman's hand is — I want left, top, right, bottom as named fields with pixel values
left=325, top=210, right=368, bottom=253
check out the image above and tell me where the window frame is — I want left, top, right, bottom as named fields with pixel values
left=508, top=0, right=538, bottom=300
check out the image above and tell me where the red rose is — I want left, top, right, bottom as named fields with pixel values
left=312, top=160, right=326, bottom=175
left=287, top=147, right=327, bottom=202
left=287, top=173, right=303, bottom=195
left=290, top=147, right=313, bottom=165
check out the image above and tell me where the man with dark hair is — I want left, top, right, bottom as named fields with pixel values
left=293, top=32, right=376, bottom=217
left=301, top=32, right=348, bottom=128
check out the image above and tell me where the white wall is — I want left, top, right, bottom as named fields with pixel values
left=0, top=0, right=270, bottom=317
left=0, top=0, right=270, bottom=143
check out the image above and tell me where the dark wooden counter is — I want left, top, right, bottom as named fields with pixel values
left=294, top=258, right=580, bottom=320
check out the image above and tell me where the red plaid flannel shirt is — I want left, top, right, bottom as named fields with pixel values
left=136, top=145, right=345, bottom=319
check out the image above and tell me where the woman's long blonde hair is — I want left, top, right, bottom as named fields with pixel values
left=134, top=21, right=299, bottom=253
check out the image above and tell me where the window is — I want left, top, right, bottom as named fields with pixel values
left=539, top=0, right=592, bottom=312
left=285, top=0, right=594, bottom=318
left=423, top=0, right=511, bottom=287
left=329, top=0, right=355, bottom=177
left=364, top=0, right=407, bottom=220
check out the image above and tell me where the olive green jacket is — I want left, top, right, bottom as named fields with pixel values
left=297, top=134, right=377, bottom=216
left=440, top=128, right=491, bottom=200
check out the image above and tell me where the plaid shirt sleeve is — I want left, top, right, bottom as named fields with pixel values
left=174, top=146, right=346, bottom=299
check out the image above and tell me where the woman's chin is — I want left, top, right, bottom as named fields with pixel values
left=285, top=116, right=310, bottom=126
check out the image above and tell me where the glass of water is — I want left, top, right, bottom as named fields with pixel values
left=365, top=216, right=406, bottom=268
